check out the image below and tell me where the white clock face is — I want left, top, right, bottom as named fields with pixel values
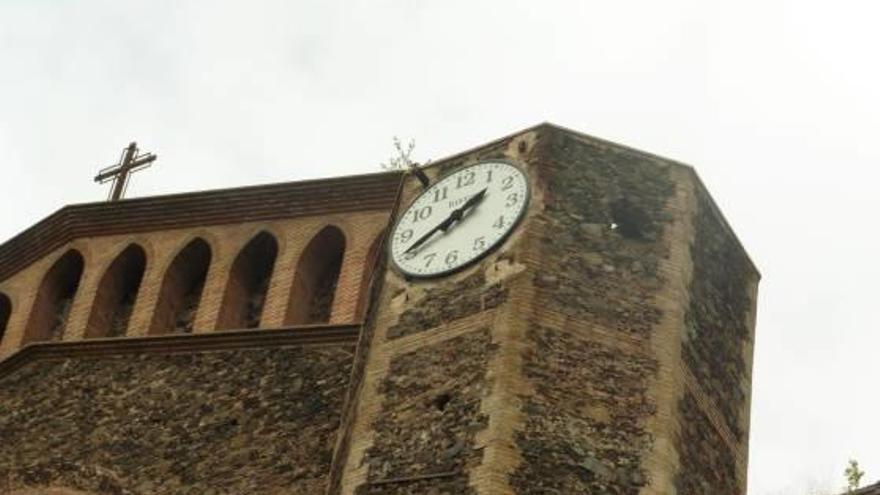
left=390, top=160, right=529, bottom=277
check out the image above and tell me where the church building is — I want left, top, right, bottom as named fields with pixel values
left=0, top=123, right=759, bottom=494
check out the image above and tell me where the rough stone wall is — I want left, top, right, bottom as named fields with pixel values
left=683, top=190, right=753, bottom=441
left=511, top=326, right=657, bottom=494
left=0, top=345, right=354, bottom=494
left=508, top=128, right=676, bottom=493
left=0, top=211, right=388, bottom=358
left=386, top=271, right=507, bottom=341
left=676, top=186, right=757, bottom=491
left=357, top=330, right=494, bottom=494
left=675, top=392, right=738, bottom=494
left=531, top=129, right=674, bottom=337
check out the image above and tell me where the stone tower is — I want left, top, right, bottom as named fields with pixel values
left=0, top=123, right=757, bottom=494
left=333, top=124, right=759, bottom=494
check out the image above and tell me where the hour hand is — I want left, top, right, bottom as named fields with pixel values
left=440, top=188, right=487, bottom=232
left=404, top=188, right=487, bottom=254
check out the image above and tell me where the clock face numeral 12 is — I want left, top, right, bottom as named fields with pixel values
left=390, top=160, right=530, bottom=277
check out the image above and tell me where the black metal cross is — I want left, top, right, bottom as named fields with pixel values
left=94, top=142, right=157, bottom=201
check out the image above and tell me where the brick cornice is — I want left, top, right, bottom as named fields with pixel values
left=0, top=171, right=403, bottom=283
left=0, top=324, right=361, bottom=379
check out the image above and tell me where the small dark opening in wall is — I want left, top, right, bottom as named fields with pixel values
left=433, top=392, right=452, bottom=411
left=150, top=238, right=212, bottom=335
left=286, top=226, right=346, bottom=325
left=86, top=244, right=147, bottom=338
left=217, top=231, right=279, bottom=330
left=24, top=249, right=85, bottom=343
left=610, top=198, right=650, bottom=240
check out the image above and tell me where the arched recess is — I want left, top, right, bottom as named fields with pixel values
left=23, top=249, right=85, bottom=343
left=355, top=230, right=386, bottom=319
left=286, top=226, right=346, bottom=325
left=85, top=244, right=147, bottom=338
left=149, top=238, right=212, bottom=335
left=0, top=292, right=11, bottom=345
left=216, top=231, right=279, bottom=330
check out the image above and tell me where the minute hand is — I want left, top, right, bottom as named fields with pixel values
left=405, top=188, right=487, bottom=254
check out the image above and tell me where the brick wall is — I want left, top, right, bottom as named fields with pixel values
left=0, top=211, right=390, bottom=359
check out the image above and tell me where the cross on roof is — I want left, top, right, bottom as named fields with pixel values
left=94, top=142, right=157, bottom=201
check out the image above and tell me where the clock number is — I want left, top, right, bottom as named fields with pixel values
left=493, top=216, right=505, bottom=229
left=433, top=186, right=448, bottom=203
left=423, top=252, right=437, bottom=267
left=502, top=176, right=514, bottom=191
left=404, top=251, right=417, bottom=260
left=505, top=192, right=519, bottom=207
left=399, top=229, right=414, bottom=243
left=456, top=171, right=476, bottom=189
left=412, top=206, right=432, bottom=223
left=485, top=169, right=493, bottom=183
left=445, top=250, right=459, bottom=266
left=473, top=236, right=486, bottom=251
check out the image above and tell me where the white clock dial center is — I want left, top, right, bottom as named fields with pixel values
left=390, top=161, right=529, bottom=278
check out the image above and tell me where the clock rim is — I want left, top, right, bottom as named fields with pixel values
left=388, top=158, right=531, bottom=279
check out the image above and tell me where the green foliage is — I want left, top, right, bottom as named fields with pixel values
left=845, top=459, right=865, bottom=493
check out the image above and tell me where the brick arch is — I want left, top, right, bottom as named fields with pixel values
left=149, top=238, right=212, bottom=335
left=216, top=231, right=279, bottom=330
left=23, top=249, right=85, bottom=344
left=285, top=225, right=346, bottom=325
left=355, top=229, right=387, bottom=319
left=84, top=244, right=147, bottom=338
left=0, top=291, right=11, bottom=346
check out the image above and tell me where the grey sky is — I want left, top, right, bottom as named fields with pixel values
left=2, top=1, right=878, bottom=493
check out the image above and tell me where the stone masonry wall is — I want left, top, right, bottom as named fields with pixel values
left=509, top=127, right=676, bottom=493
left=683, top=190, right=753, bottom=441
left=532, top=129, right=675, bottom=337
left=386, top=272, right=507, bottom=341
left=676, top=186, right=756, bottom=492
left=0, top=345, right=354, bottom=494
left=356, top=329, right=495, bottom=495
left=675, top=391, right=738, bottom=494
left=511, top=326, right=657, bottom=494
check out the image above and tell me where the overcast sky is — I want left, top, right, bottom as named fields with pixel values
left=2, top=1, right=879, bottom=493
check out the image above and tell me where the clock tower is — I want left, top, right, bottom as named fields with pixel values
left=332, top=124, right=759, bottom=494
left=0, top=122, right=757, bottom=494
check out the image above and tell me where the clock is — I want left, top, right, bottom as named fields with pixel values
left=390, top=160, right=530, bottom=278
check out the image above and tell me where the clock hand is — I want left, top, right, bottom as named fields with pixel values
left=405, top=188, right=487, bottom=254
left=404, top=216, right=454, bottom=255
left=439, top=188, right=487, bottom=232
